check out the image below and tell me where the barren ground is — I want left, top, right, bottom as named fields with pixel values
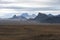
left=0, top=25, right=60, bottom=40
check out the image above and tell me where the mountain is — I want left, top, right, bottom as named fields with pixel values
left=11, top=13, right=36, bottom=20
left=44, top=16, right=60, bottom=23
left=20, top=13, right=36, bottom=19
left=20, top=13, right=30, bottom=19
left=28, top=14, right=36, bottom=19
left=12, top=15, right=17, bottom=18
left=34, top=12, right=48, bottom=22
left=43, top=14, right=60, bottom=23
left=48, top=14, right=53, bottom=17
left=11, top=15, right=26, bottom=20
left=34, top=12, right=60, bottom=23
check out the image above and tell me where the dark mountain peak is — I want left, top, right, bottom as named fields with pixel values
left=13, top=15, right=17, bottom=18
left=37, top=12, right=48, bottom=17
left=35, top=12, right=48, bottom=18
left=34, top=12, right=60, bottom=23
left=34, top=12, right=48, bottom=22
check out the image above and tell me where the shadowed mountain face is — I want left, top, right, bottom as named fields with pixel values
left=45, top=16, right=60, bottom=23
left=34, top=12, right=48, bottom=22
left=34, top=12, right=60, bottom=23
left=48, top=14, right=53, bottom=17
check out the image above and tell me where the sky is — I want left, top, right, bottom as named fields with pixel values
left=0, top=0, right=60, bottom=18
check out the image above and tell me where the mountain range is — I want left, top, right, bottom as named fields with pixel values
left=11, top=13, right=36, bottom=19
left=34, top=12, right=60, bottom=23
left=10, top=12, right=60, bottom=23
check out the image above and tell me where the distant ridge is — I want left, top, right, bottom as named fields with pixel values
left=10, top=12, right=60, bottom=23
left=11, top=15, right=27, bottom=20
left=34, top=12, right=60, bottom=23
left=11, top=13, right=36, bottom=19
left=34, top=12, right=48, bottom=22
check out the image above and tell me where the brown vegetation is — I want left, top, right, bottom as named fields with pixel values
left=0, top=25, right=60, bottom=40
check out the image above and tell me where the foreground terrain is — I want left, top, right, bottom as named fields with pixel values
left=0, top=25, right=60, bottom=40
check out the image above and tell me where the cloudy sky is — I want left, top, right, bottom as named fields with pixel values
left=0, top=0, right=60, bottom=18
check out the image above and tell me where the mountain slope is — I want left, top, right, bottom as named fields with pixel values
left=11, top=15, right=27, bottom=20
left=34, top=12, right=48, bottom=22
left=34, top=12, right=60, bottom=23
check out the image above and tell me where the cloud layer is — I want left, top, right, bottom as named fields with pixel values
left=0, top=0, right=60, bottom=18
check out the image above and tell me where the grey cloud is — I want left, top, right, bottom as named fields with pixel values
left=0, top=7, right=60, bottom=11
left=0, top=0, right=14, bottom=4
left=45, top=0, right=60, bottom=6
left=0, top=1, right=13, bottom=4
left=0, top=0, right=60, bottom=11
left=18, top=0, right=60, bottom=5
left=0, top=0, right=60, bottom=7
